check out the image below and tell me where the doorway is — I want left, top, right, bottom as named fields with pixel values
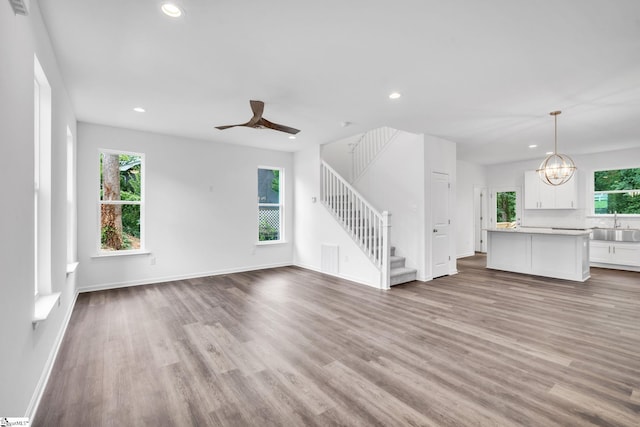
left=432, top=172, right=450, bottom=278
left=490, top=187, right=521, bottom=229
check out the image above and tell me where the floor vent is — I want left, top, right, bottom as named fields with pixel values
left=321, top=244, right=339, bottom=274
left=9, top=0, right=29, bottom=16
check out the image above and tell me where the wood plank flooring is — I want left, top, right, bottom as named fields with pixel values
left=34, top=255, right=640, bottom=426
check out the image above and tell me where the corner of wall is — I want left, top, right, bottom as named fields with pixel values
left=26, top=289, right=79, bottom=420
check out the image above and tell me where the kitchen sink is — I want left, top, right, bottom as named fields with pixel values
left=591, top=228, right=640, bottom=242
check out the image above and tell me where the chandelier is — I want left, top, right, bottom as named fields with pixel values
left=537, top=110, right=576, bottom=186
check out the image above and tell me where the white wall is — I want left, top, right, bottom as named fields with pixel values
left=0, top=2, right=78, bottom=418
left=349, top=131, right=425, bottom=277
left=76, top=123, right=294, bottom=290
left=320, top=132, right=361, bottom=181
left=486, top=147, right=640, bottom=229
left=293, top=145, right=381, bottom=286
left=456, top=160, right=487, bottom=257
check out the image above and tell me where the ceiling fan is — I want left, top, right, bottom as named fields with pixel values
left=215, top=100, right=300, bottom=135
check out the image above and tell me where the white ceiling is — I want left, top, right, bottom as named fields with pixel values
left=38, top=0, right=640, bottom=165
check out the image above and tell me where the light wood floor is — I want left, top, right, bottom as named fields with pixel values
left=35, top=255, right=640, bottom=426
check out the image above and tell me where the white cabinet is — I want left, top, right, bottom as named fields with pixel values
left=524, top=170, right=577, bottom=210
left=590, top=241, right=640, bottom=267
left=487, top=229, right=590, bottom=282
left=554, top=175, right=579, bottom=209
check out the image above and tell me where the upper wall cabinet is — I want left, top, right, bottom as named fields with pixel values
left=524, top=170, right=578, bottom=210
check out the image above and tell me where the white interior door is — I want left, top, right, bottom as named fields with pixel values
left=432, top=172, right=450, bottom=278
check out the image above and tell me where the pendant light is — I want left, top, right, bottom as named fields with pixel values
left=537, top=110, right=576, bottom=186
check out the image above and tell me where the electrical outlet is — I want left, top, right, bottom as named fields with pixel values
left=150, top=256, right=156, bottom=265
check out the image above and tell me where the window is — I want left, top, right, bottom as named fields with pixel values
left=99, top=150, right=144, bottom=252
left=594, top=168, right=640, bottom=215
left=258, top=167, right=284, bottom=242
left=34, top=55, right=52, bottom=296
left=66, top=127, right=76, bottom=264
left=496, top=191, right=517, bottom=228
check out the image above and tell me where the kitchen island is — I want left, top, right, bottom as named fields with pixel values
left=486, top=227, right=590, bottom=282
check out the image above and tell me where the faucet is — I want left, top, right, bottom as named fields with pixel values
left=614, top=211, right=621, bottom=228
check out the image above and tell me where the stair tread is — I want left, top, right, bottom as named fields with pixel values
left=390, top=267, right=417, bottom=276
left=390, top=266, right=417, bottom=286
left=390, top=255, right=406, bottom=268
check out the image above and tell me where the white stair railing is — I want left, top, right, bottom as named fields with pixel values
left=350, top=127, right=398, bottom=182
left=321, top=160, right=390, bottom=289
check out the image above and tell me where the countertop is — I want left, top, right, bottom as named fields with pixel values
left=485, top=227, right=591, bottom=236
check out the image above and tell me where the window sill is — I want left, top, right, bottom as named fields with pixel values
left=66, top=261, right=79, bottom=276
left=92, top=250, right=151, bottom=258
left=33, top=292, right=61, bottom=329
left=255, top=240, right=288, bottom=246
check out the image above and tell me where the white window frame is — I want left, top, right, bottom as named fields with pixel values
left=34, top=55, right=52, bottom=297
left=32, top=55, right=62, bottom=328
left=66, top=127, right=79, bottom=274
left=96, top=149, right=146, bottom=256
left=34, top=76, right=39, bottom=296
left=591, top=167, right=640, bottom=217
left=491, top=186, right=521, bottom=228
left=257, top=166, right=285, bottom=244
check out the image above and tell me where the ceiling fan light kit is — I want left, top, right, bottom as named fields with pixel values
left=536, top=110, right=576, bottom=186
left=161, top=3, right=183, bottom=18
left=215, top=100, right=300, bottom=135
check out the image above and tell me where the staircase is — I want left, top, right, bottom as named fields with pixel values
left=350, top=126, right=399, bottom=183
left=390, top=246, right=417, bottom=286
left=321, top=160, right=417, bottom=288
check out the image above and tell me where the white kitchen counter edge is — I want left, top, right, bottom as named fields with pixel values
left=485, top=227, right=590, bottom=236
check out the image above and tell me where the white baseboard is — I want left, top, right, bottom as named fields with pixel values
left=293, top=262, right=381, bottom=289
left=76, top=262, right=293, bottom=293
left=417, top=274, right=432, bottom=282
left=590, top=262, right=640, bottom=272
left=26, top=290, right=79, bottom=421
left=457, top=251, right=475, bottom=259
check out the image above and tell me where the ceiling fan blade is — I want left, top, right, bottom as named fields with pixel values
left=215, top=125, right=239, bottom=130
left=215, top=100, right=301, bottom=135
left=215, top=121, right=251, bottom=130
left=260, top=118, right=300, bottom=135
left=249, top=100, right=264, bottom=120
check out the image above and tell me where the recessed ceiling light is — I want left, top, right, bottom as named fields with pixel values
left=161, top=3, right=183, bottom=18
left=133, top=107, right=146, bottom=113
left=289, top=135, right=296, bottom=140
left=545, top=151, right=553, bottom=155
left=389, top=92, right=401, bottom=99
left=528, top=144, right=537, bottom=148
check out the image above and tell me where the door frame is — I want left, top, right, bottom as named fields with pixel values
left=490, top=186, right=522, bottom=228
left=431, top=171, right=451, bottom=279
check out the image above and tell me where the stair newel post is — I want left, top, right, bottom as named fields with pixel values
left=381, top=211, right=391, bottom=290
